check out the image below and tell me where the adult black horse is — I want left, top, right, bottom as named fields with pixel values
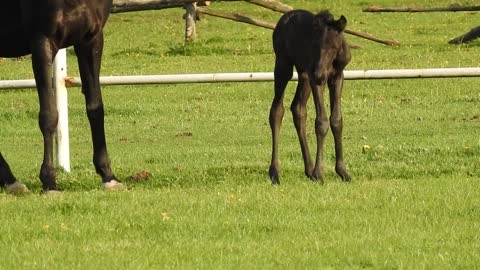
left=0, top=0, right=124, bottom=193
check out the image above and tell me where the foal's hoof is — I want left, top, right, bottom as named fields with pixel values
left=268, top=166, right=280, bottom=185
left=309, top=175, right=324, bottom=185
left=341, top=174, right=352, bottom=183
left=6, top=182, right=31, bottom=195
left=336, top=167, right=351, bottom=183
left=102, top=180, right=126, bottom=191
left=270, top=177, right=280, bottom=185
left=307, top=170, right=324, bottom=185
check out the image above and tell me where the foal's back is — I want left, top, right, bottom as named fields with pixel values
left=0, top=0, right=113, bottom=58
left=273, top=10, right=318, bottom=68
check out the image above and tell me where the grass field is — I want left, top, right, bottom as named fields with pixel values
left=1, top=0, right=480, bottom=269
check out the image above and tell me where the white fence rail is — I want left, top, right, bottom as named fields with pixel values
left=3, top=67, right=480, bottom=89
left=1, top=52, right=480, bottom=172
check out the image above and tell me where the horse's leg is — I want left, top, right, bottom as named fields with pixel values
left=269, top=57, right=292, bottom=185
left=309, top=74, right=329, bottom=184
left=0, top=152, right=15, bottom=186
left=328, top=73, right=351, bottom=182
left=0, top=152, right=30, bottom=193
left=74, top=33, right=124, bottom=191
left=31, top=36, right=59, bottom=191
left=290, top=71, right=314, bottom=179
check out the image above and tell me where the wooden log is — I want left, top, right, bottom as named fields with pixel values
left=196, top=7, right=363, bottom=48
left=243, top=0, right=293, bottom=13
left=448, top=26, right=480, bottom=44
left=363, top=5, right=480, bottom=13
left=112, top=0, right=184, bottom=13
left=241, top=1, right=399, bottom=46
left=111, top=0, right=239, bottom=13
left=111, top=0, right=397, bottom=46
left=113, top=0, right=233, bottom=5
left=197, top=1, right=211, bottom=6
left=197, top=7, right=396, bottom=46
left=344, top=29, right=400, bottom=46
left=196, top=7, right=276, bottom=30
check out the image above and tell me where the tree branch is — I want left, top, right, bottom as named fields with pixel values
left=363, top=5, right=480, bottom=13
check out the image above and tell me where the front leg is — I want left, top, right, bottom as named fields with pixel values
left=328, top=73, right=351, bottom=182
left=309, top=76, right=329, bottom=184
left=31, top=37, right=59, bottom=191
left=74, top=33, right=123, bottom=191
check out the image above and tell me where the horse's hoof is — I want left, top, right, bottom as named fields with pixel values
left=102, top=180, right=125, bottom=191
left=6, top=182, right=31, bottom=195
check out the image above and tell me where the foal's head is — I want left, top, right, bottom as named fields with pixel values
left=311, top=11, right=348, bottom=80
left=312, top=11, right=347, bottom=49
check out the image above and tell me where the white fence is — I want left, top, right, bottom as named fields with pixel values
left=2, top=48, right=480, bottom=171
left=4, top=67, right=480, bottom=89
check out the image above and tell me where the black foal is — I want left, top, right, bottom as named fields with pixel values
left=269, top=10, right=351, bottom=185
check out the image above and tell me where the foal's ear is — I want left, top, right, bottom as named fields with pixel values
left=333, top=15, right=347, bottom=33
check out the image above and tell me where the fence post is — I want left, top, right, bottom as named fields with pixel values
left=184, top=2, right=197, bottom=43
left=53, top=48, right=71, bottom=172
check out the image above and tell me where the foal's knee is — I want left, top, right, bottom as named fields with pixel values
left=290, top=102, right=306, bottom=121
left=315, top=117, right=329, bottom=136
left=330, top=115, right=343, bottom=133
left=269, top=100, right=284, bottom=123
left=314, top=70, right=328, bottom=85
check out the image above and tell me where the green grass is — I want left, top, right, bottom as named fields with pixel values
left=1, top=178, right=479, bottom=269
left=1, top=0, right=480, bottom=269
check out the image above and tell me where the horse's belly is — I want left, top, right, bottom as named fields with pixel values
left=0, top=1, right=31, bottom=57
left=0, top=34, right=30, bottom=57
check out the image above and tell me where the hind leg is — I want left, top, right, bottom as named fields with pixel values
left=0, top=153, right=30, bottom=194
left=328, top=73, right=351, bottom=182
left=0, top=153, right=17, bottom=187
left=74, top=33, right=123, bottom=191
left=290, top=70, right=314, bottom=179
left=269, top=58, right=292, bottom=185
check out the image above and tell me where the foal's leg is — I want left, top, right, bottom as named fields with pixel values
left=74, top=33, right=123, bottom=191
left=269, top=58, right=292, bottom=185
left=31, top=36, right=59, bottom=191
left=309, top=75, right=329, bottom=183
left=290, top=71, right=314, bottom=179
left=328, top=73, right=351, bottom=182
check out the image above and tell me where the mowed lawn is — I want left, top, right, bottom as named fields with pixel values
left=1, top=0, right=480, bottom=269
